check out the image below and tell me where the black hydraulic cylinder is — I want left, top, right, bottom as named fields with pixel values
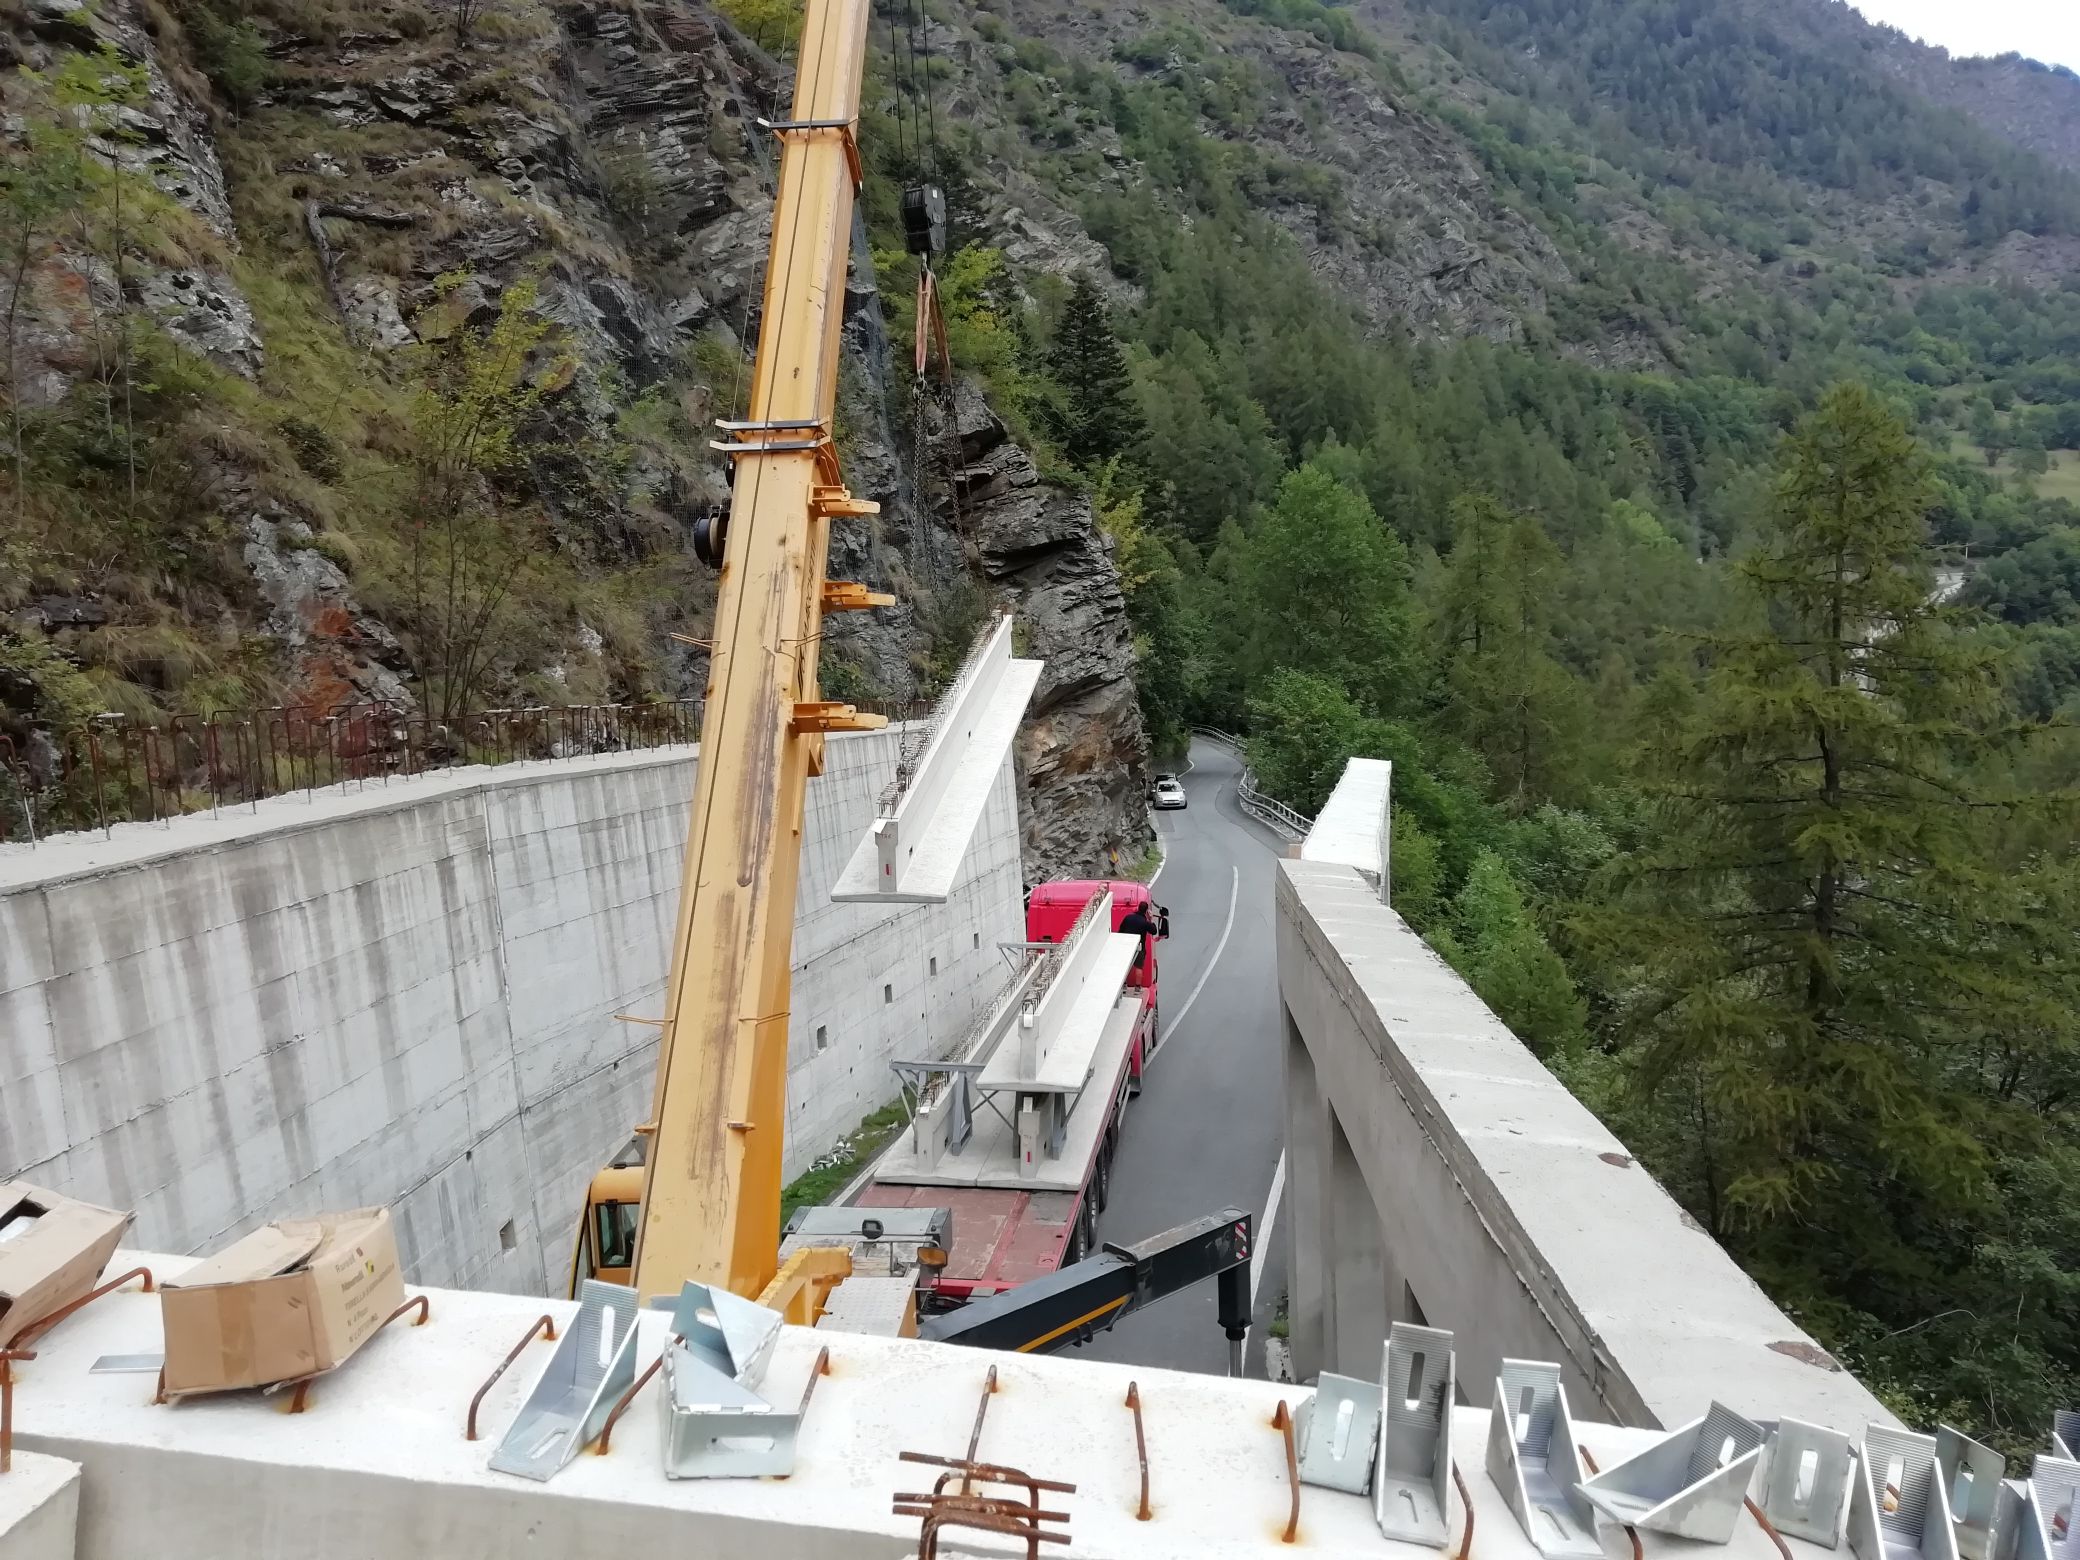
left=918, top=1208, right=1252, bottom=1356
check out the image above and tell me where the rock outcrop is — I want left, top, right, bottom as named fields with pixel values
left=1, top=0, right=1150, bottom=878
left=952, top=387, right=1151, bottom=883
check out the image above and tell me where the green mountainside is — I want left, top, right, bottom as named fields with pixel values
left=3, top=0, right=2077, bottom=1449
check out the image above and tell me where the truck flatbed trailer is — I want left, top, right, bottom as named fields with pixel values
left=858, top=986, right=1141, bottom=1299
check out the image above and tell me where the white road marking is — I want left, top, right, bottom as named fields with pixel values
left=1252, top=1148, right=1286, bottom=1314
left=1150, top=865, right=1238, bottom=1069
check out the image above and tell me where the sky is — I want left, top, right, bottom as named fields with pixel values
left=1843, top=1, right=2080, bottom=72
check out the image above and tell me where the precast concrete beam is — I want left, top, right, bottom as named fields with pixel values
left=831, top=614, right=1042, bottom=904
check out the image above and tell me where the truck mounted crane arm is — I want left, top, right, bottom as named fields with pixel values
left=629, top=0, right=883, bottom=1305
left=919, top=1209, right=1256, bottom=1369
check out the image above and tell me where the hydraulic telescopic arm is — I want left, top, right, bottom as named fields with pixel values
left=629, top=0, right=887, bottom=1303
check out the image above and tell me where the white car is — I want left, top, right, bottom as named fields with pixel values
left=1152, top=778, right=1188, bottom=810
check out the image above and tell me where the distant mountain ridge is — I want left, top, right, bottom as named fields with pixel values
left=1779, top=1, right=2080, bottom=174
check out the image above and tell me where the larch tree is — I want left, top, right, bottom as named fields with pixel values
left=1596, top=384, right=2076, bottom=1258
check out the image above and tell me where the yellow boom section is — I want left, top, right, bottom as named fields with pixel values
left=630, top=0, right=881, bottom=1303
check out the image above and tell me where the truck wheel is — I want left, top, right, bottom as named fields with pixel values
left=1064, top=1207, right=1089, bottom=1266
left=1096, top=1136, right=1113, bottom=1214
left=1081, top=1191, right=1099, bottom=1253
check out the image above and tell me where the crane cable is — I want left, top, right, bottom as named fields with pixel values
left=896, top=0, right=966, bottom=553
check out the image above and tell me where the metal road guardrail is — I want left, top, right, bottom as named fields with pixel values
left=1191, top=726, right=1315, bottom=842
left=1, top=696, right=932, bottom=847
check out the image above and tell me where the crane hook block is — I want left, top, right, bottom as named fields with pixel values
left=693, top=503, right=729, bottom=569
left=902, top=184, right=948, bottom=257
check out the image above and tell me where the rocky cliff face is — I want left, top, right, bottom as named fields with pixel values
left=0, top=0, right=1148, bottom=877
left=950, top=385, right=1149, bottom=883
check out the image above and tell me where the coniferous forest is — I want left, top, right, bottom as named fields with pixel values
left=871, top=0, right=2080, bottom=1453
left=3, top=0, right=2078, bottom=1456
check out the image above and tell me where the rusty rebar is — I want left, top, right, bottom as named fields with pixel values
left=961, top=1364, right=999, bottom=1495
left=796, top=1345, right=831, bottom=1420
left=1271, top=1399, right=1300, bottom=1544
left=1747, top=1496, right=1795, bottom=1560
left=596, top=1340, right=674, bottom=1456
left=0, top=1350, right=34, bottom=1474
left=466, top=1314, right=557, bottom=1441
left=1125, top=1382, right=1151, bottom=1520
left=1578, top=1445, right=1641, bottom=1560
left=1453, top=1459, right=1475, bottom=1560
left=11, top=1267, right=155, bottom=1352
left=892, top=1454, right=1074, bottom=1560
left=274, top=1294, right=427, bottom=1415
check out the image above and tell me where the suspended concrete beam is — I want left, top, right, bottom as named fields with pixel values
left=832, top=612, right=1042, bottom=904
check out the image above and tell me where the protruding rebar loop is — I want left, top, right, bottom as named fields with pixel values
left=1580, top=1445, right=1640, bottom=1560
left=10, top=1267, right=156, bottom=1351
left=1125, top=1383, right=1151, bottom=1521
left=1746, top=1496, right=1795, bottom=1560
left=0, top=1350, right=35, bottom=1474
left=596, top=1339, right=675, bottom=1457
left=1270, top=1400, right=1300, bottom=1544
left=466, top=1315, right=558, bottom=1441
left=278, top=1295, right=429, bottom=1415
left=1453, top=1460, right=1476, bottom=1560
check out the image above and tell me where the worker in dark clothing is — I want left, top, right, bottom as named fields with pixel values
left=1118, top=901, right=1165, bottom=966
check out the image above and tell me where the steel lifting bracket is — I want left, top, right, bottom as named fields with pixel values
left=1486, top=1360, right=1601, bottom=1560
left=1577, top=1402, right=1765, bottom=1543
left=1296, top=1372, right=1383, bottom=1496
left=1376, top=1322, right=1456, bottom=1546
left=488, top=1280, right=639, bottom=1483
left=1757, top=1418, right=1857, bottom=1548
left=1849, top=1426, right=1962, bottom=1560
left=659, top=1282, right=814, bottom=1479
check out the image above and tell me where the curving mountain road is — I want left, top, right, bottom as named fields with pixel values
left=1078, top=737, right=1291, bottom=1376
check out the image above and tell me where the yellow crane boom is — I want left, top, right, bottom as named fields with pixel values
left=629, top=0, right=883, bottom=1304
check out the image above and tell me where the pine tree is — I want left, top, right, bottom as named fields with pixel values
left=1595, top=384, right=2076, bottom=1245
left=1045, top=274, right=1145, bottom=470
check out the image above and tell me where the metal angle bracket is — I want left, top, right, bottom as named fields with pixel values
left=660, top=1282, right=802, bottom=1479
left=1375, top=1322, right=1456, bottom=1546
left=488, top=1279, right=639, bottom=1482
left=1938, top=1425, right=2009, bottom=1560
left=830, top=613, right=1043, bottom=904
left=1296, top=1372, right=1383, bottom=1496
left=1486, top=1360, right=1603, bottom=1560
left=2011, top=1456, right=2079, bottom=1560
left=1850, top=1426, right=1963, bottom=1560
left=1579, top=1402, right=1765, bottom=1544
left=1759, top=1418, right=1859, bottom=1549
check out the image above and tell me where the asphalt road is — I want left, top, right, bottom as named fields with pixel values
left=1075, top=737, right=1291, bottom=1377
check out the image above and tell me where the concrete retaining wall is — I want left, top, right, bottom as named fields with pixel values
left=0, top=729, right=1023, bottom=1296
left=1275, top=856, right=1891, bottom=1433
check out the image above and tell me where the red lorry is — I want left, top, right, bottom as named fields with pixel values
left=849, top=879, right=1166, bottom=1310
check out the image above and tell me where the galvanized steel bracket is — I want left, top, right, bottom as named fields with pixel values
left=1375, top=1322, right=1455, bottom=1546
left=1578, top=1402, right=1765, bottom=1544
left=1295, top=1371, right=1382, bottom=1496
left=660, top=1282, right=802, bottom=1480
left=488, top=1279, right=639, bottom=1482
left=1486, top=1360, right=1602, bottom=1560
left=1759, top=1417, right=1858, bottom=1549
left=1850, top=1426, right=1962, bottom=1560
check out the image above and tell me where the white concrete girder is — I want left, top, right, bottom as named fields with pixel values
left=831, top=615, right=1042, bottom=904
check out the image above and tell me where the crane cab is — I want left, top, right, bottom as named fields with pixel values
left=571, top=1135, right=646, bottom=1294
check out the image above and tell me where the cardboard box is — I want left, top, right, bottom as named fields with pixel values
left=0, top=1182, right=133, bottom=1348
left=160, top=1207, right=405, bottom=1395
